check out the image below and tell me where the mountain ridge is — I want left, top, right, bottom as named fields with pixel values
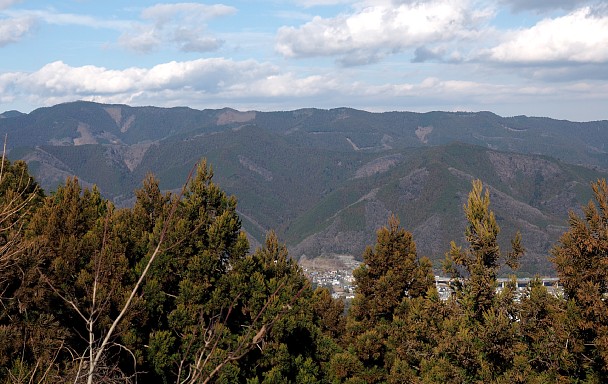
left=3, top=100, right=607, bottom=275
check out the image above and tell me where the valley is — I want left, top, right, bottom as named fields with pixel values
left=2, top=101, right=608, bottom=276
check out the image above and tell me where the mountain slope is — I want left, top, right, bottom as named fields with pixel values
left=3, top=101, right=608, bottom=275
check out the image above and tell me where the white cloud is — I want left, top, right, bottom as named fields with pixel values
left=2, top=58, right=608, bottom=121
left=171, top=27, right=222, bottom=52
left=0, top=0, right=20, bottom=11
left=120, top=3, right=236, bottom=53
left=0, top=59, right=308, bottom=107
left=498, top=0, right=593, bottom=13
left=3, top=4, right=235, bottom=53
left=4, top=8, right=132, bottom=29
left=233, top=73, right=339, bottom=97
left=276, top=0, right=492, bottom=65
left=524, top=64, right=608, bottom=82
left=0, top=58, right=349, bottom=112
left=0, top=15, right=35, bottom=46
left=118, top=26, right=160, bottom=53
left=294, top=0, right=357, bottom=7
left=488, top=6, right=608, bottom=64
left=141, top=3, right=236, bottom=24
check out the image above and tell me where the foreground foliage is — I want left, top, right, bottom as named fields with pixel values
left=0, top=160, right=337, bottom=383
left=0, top=156, right=608, bottom=383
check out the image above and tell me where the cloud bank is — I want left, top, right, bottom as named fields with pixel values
left=488, top=6, right=608, bottom=64
left=276, top=0, right=492, bottom=65
left=119, top=2, right=236, bottom=53
left=0, top=0, right=607, bottom=121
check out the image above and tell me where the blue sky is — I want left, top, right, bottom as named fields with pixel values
left=1, top=0, right=607, bottom=121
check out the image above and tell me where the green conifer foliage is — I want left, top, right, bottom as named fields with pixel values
left=350, top=215, right=434, bottom=326
left=311, top=287, right=345, bottom=339
left=444, top=179, right=523, bottom=320
left=441, top=179, right=524, bottom=382
left=132, top=162, right=334, bottom=383
left=15, top=161, right=608, bottom=383
left=0, top=159, right=52, bottom=382
left=551, top=178, right=608, bottom=380
left=336, top=215, right=434, bottom=383
left=517, top=278, right=578, bottom=382
left=24, top=178, right=147, bottom=381
left=0, top=159, right=341, bottom=382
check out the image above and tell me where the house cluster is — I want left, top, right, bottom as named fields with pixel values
left=301, top=255, right=361, bottom=300
left=301, top=256, right=563, bottom=302
left=303, top=267, right=357, bottom=300
left=435, top=276, right=563, bottom=301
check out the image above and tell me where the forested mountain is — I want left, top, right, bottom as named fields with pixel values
left=2, top=101, right=607, bottom=274
left=2, top=157, right=608, bottom=383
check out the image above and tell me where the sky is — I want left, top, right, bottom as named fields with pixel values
left=1, top=0, right=607, bottom=121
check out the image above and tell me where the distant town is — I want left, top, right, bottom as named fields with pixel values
left=300, top=254, right=360, bottom=300
left=300, top=256, right=563, bottom=301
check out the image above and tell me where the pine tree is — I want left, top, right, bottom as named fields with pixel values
left=350, top=215, right=434, bottom=327
left=551, top=178, right=608, bottom=380
left=441, top=179, right=524, bottom=382
left=444, top=179, right=523, bottom=320
left=335, top=215, right=434, bottom=383
left=135, top=162, right=334, bottom=383
left=229, top=231, right=330, bottom=383
left=517, top=278, right=578, bottom=382
left=0, top=159, right=52, bottom=382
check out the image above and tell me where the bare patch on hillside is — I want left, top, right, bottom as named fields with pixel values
left=335, top=109, right=350, bottom=120
left=415, top=126, right=433, bottom=143
left=104, top=107, right=122, bottom=126
left=291, top=199, right=391, bottom=260
left=355, top=154, right=403, bottom=178
left=346, top=137, right=359, bottom=151
left=299, top=255, right=348, bottom=271
left=448, top=167, right=474, bottom=181
left=501, top=124, right=526, bottom=132
left=104, top=106, right=136, bottom=133
left=121, top=115, right=136, bottom=132
left=399, top=168, right=429, bottom=203
left=217, top=110, right=255, bottom=125
left=238, top=155, right=273, bottom=181
left=74, top=122, right=97, bottom=145
left=48, top=137, right=73, bottom=145
left=122, top=143, right=155, bottom=171
left=487, top=151, right=560, bottom=182
left=381, top=134, right=393, bottom=149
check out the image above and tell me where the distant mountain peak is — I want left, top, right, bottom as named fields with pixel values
left=217, top=109, right=256, bottom=125
left=0, top=110, right=25, bottom=119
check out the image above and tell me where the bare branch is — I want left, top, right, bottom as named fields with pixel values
left=87, top=163, right=197, bottom=384
left=0, top=133, right=6, bottom=183
left=40, top=271, right=89, bottom=324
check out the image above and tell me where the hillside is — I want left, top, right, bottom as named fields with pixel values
left=2, top=101, right=608, bottom=275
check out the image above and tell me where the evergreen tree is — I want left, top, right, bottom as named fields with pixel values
left=0, top=159, right=50, bottom=382
left=551, top=178, right=608, bottom=381
left=129, top=162, right=337, bottom=383
left=228, top=231, right=339, bottom=383
left=444, top=179, right=523, bottom=320
left=441, top=179, right=524, bottom=382
left=517, top=278, right=579, bottom=382
left=0, top=160, right=340, bottom=383
left=334, top=216, right=434, bottom=383
left=22, top=178, right=146, bottom=382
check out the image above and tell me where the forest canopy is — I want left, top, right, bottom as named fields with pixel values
left=0, top=157, right=607, bottom=383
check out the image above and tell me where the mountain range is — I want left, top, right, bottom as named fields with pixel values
left=2, top=101, right=608, bottom=275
